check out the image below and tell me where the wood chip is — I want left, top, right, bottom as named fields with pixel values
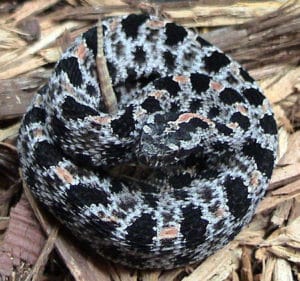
left=271, top=178, right=300, bottom=196
left=273, top=259, right=293, bottom=281
left=269, top=246, right=300, bottom=263
left=270, top=200, right=293, bottom=227
left=261, top=67, right=300, bottom=104
left=269, top=163, right=300, bottom=190
left=278, top=131, right=300, bottom=165
left=241, top=247, right=253, bottom=281
left=182, top=243, right=241, bottom=281
left=260, top=256, right=276, bottom=281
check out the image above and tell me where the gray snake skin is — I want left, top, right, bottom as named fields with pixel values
left=18, top=14, right=278, bottom=269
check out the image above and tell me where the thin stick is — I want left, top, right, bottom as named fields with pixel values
left=24, top=226, right=59, bottom=281
left=96, top=19, right=118, bottom=114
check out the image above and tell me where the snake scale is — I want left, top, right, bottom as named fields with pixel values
left=18, top=14, right=278, bottom=269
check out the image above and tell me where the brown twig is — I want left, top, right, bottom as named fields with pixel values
left=96, top=19, right=118, bottom=114
left=24, top=226, right=59, bottom=281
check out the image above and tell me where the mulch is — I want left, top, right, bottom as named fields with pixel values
left=0, top=0, right=299, bottom=280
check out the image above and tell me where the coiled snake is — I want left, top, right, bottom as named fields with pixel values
left=18, top=14, right=278, bottom=269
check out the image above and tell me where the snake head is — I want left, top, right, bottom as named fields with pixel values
left=137, top=112, right=212, bottom=167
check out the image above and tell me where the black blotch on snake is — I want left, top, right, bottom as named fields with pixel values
left=34, top=141, right=62, bottom=168
left=82, top=27, right=97, bottom=57
left=66, top=183, right=110, bottom=207
left=154, top=77, right=181, bottom=97
left=189, top=98, right=202, bottom=112
left=168, top=173, right=193, bottom=189
left=62, top=96, right=98, bottom=120
left=181, top=204, right=208, bottom=249
left=126, top=214, right=156, bottom=251
left=165, top=23, right=188, bottom=46
left=121, top=14, right=149, bottom=38
left=141, top=97, right=162, bottom=113
left=230, top=112, right=250, bottom=130
left=208, top=106, right=220, bottom=118
left=224, top=176, right=251, bottom=219
left=239, top=67, right=254, bottom=83
left=243, top=88, right=265, bottom=106
left=111, top=105, right=135, bottom=138
left=204, top=51, right=231, bottom=73
left=163, top=51, right=176, bottom=70
left=242, top=139, right=275, bottom=179
left=219, top=88, right=244, bottom=105
left=190, top=73, right=210, bottom=94
left=56, top=57, right=83, bottom=87
left=215, top=123, right=233, bottom=136
left=196, top=35, right=212, bottom=47
left=86, top=83, right=97, bottom=97
left=23, top=107, right=46, bottom=127
left=133, top=46, right=146, bottom=64
left=226, top=73, right=238, bottom=84
left=260, top=114, right=277, bottom=135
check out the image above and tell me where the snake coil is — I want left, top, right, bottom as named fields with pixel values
left=18, top=14, right=278, bottom=269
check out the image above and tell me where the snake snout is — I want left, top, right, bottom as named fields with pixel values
left=137, top=124, right=200, bottom=167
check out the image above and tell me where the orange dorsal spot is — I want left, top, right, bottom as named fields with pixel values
left=236, top=104, right=248, bottom=115
left=55, top=167, right=74, bottom=184
left=76, top=43, right=87, bottom=60
left=158, top=226, right=179, bottom=240
left=215, top=207, right=225, bottom=218
left=227, top=122, right=239, bottom=129
left=173, top=75, right=190, bottom=84
left=33, top=128, right=44, bottom=137
left=250, top=171, right=261, bottom=188
left=177, top=113, right=202, bottom=123
left=147, top=19, right=165, bottom=28
left=149, top=90, right=165, bottom=99
left=90, top=116, right=111, bottom=125
left=210, top=80, right=224, bottom=91
left=176, top=113, right=214, bottom=126
left=98, top=213, right=119, bottom=224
